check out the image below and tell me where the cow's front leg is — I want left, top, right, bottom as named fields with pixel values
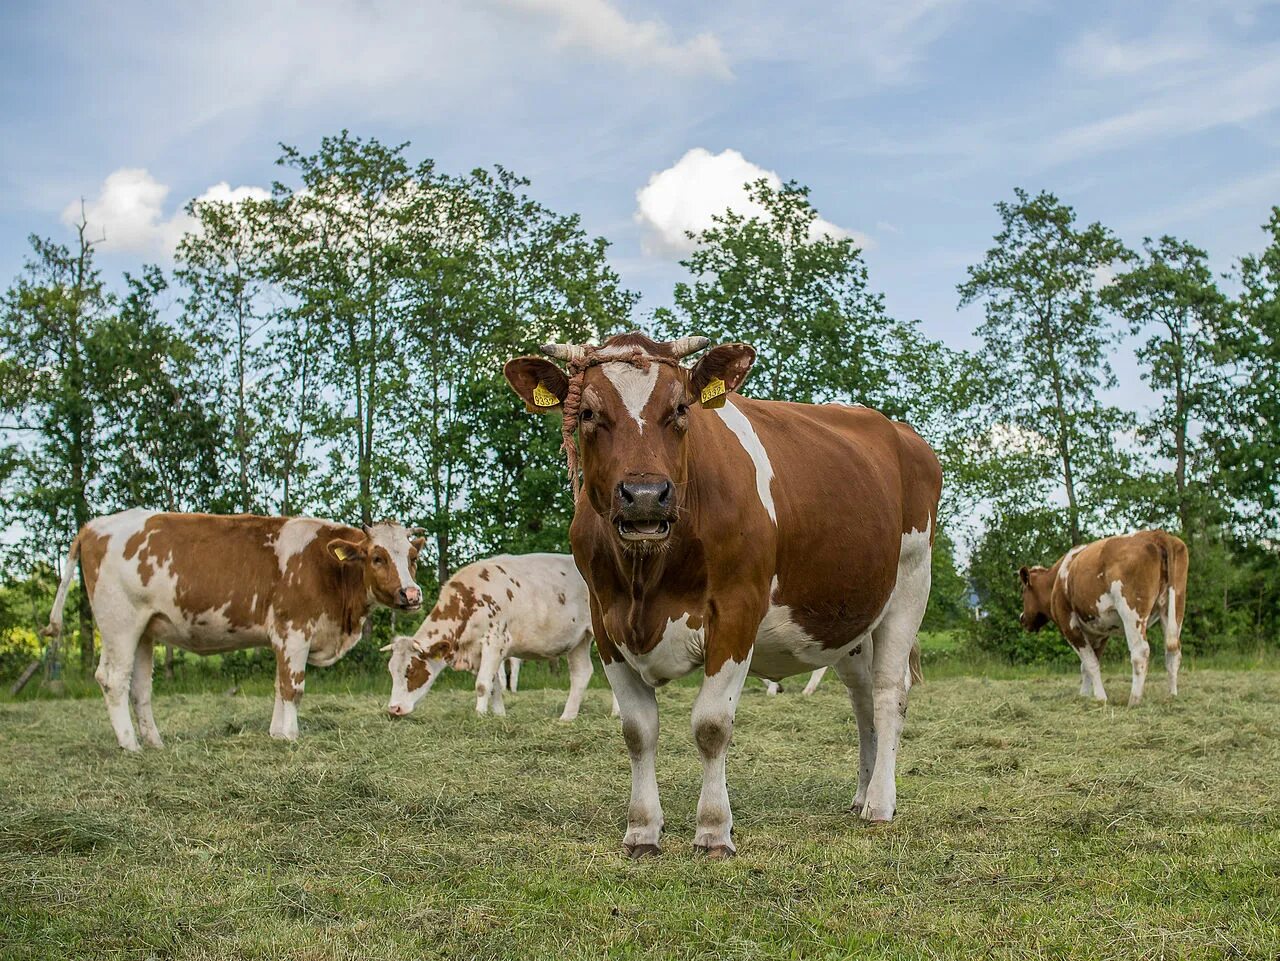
left=691, top=643, right=753, bottom=859
left=603, top=658, right=663, bottom=858
left=474, top=629, right=506, bottom=716
left=270, top=633, right=310, bottom=741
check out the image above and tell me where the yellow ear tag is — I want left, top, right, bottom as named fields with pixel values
left=333, top=546, right=349, bottom=561
left=532, top=383, right=560, bottom=408
left=700, top=377, right=727, bottom=409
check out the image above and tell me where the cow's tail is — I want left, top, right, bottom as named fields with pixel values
left=908, top=639, right=923, bottom=686
left=42, top=532, right=83, bottom=641
left=1159, top=533, right=1190, bottom=640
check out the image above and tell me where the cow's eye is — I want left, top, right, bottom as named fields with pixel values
left=580, top=409, right=594, bottom=422
left=675, top=403, right=688, bottom=418
left=374, top=555, right=386, bottom=566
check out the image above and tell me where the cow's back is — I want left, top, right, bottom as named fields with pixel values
left=80, top=511, right=361, bottom=655
left=450, top=553, right=590, bottom=658
left=1054, top=530, right=1185, bottom=621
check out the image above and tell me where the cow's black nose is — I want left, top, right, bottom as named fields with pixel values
left=618, top=480, right=674, bottom=514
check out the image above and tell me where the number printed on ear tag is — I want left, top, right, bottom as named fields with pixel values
left=700, top=377, right=727, bottom=409
left=532, top=383, right=560, bottom=407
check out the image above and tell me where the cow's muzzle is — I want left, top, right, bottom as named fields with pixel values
left=615, top=480, right=676, bottom=543
left=396, top=586, right=423, bottom=611
left=387, top=702, right=412, bottom=717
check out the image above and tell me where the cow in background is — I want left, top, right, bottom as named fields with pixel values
left=385, top=553, right=610, bottom=721
left=1020, top=530, right=1188, bottom=705
left=45, top=510, right=424, bottom=749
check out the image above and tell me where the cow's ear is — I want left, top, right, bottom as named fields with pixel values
left=1018, top=566, right=1031, bottom=586
left=410, top=537, right=426, bottom=553
left=424, top=639, right=454, bottom=660
left=689, top=343, right=756, bottom=409
left=504, top=357, right=569, bottom=414
left=327, top=537, right=367, bottom=564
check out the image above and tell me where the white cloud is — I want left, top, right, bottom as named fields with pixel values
left=634, top=148, right=869, bottom=256
left=62, top=168, right=269, bottom=256
left=504, top=0, right=730, bottom=77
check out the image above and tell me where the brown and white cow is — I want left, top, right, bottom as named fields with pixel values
left=504, top=332, right=942, bottom=858
left=45, top=509, right=424, bottom=750
left=1019, top=529, right=1188, bottom=706
left=384, top=552, right=606, bottom=721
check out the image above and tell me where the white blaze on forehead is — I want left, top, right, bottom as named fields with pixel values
left=602, top=362, right=660, bottom=432
left=714, top=398, right=776, bottom=523
left=274, top=518, right=323, bottom=574
left=367, top=522, right=416, bottom=587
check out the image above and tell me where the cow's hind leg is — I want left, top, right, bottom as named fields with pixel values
left=803, top=667, right=828, bottom=695
left=270, top=632, right=310, bottom=741
left=506, top=657, right=522, bottom=693
left=559, top=635, right=593, bottom=722
left=832, top=638, right=875, bottom=811
left=1119, top=600, right=1151, bottom=707
left=1161, top=586, right=1182, bottom=697
left=130, top=636, right=163, bottom=748
left=862, top=533, right=931, bottom=823
left=94, top=609, right=148, bottom=752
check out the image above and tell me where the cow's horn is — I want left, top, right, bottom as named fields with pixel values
left=669, top=336, right=710, bottom=359
left=540, top=343, right=588, bottom=364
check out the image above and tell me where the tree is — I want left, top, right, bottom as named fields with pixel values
left=958, top=189, right=1131, bottom=546
left=1103, top=236, right=1229, bottom=535
left=1216, top=207, right=1280, bottom=536
left=175, top=194, right=281, bottom=512
left=654, top=178, right=911, bottom=413
left=273, top=132, right=423, bottom=527
left=0, top=218, right=112, bottom=674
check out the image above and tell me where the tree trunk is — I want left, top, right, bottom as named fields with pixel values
left=164, top=644, right=175, bottom=680
left=436, top=529, right=450, bottom=587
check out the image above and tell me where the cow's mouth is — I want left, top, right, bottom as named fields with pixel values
left=397, top=600, right=423, bottom=613
left=616, top=519, right=672, bottom=542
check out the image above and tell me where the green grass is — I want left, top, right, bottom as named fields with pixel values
left=2, top=662, right=1278, bottom=960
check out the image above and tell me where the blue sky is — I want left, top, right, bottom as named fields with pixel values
left=3, top=0, right=1279, bottom=372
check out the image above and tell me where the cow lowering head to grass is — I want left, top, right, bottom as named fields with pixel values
left=384, top=553, right=599, bottom=721
left=1019, top=530, right=1188, bottom=706
left=45, top=511, right=425, bottom=750
left=504, top=332, right=941, bottom=859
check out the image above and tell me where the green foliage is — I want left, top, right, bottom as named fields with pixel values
left=958, top=189, right=1132, bottom=545
left=921, top=528, right=968, bottom=632
left=964, top=508, right=1077, bottom=663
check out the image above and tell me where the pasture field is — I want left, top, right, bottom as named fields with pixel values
left=2, top=662, right=1278, bottom=960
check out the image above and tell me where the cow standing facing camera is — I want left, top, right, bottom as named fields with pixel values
left=505, top=332, right=942, bottom=859
left=44, top=510, right=424, bottom=749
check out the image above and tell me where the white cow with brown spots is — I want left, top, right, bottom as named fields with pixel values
left=1019, top=529, right=1189, bottom=706
left=384, top=553, right=607, bottom=721
left=44, top=509, right=425, bottom=750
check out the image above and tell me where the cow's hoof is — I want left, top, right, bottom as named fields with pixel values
left=624, top=843, right=661, bottom=860
left=860, top=805, right=894, bottom=824
left=695, top=843, right=736, bottom=861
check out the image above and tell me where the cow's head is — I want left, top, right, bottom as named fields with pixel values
left=382, top=634, right=454, bottom=716
left=1018, top=565, right=1053, bottom=631
left=504, top=332, right=756, bottom=552
left=326, top=521, right=425, bottom=612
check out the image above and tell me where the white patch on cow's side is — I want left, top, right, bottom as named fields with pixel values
left=602, top=362, right=660, bottom=432
left=714, top=399, right=776, bottom=523
left=274, top=518, right=323, bottom=574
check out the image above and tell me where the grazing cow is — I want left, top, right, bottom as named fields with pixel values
left=384, top=553, right=603, bottom=721
left=504, top=332, right=941, bottom=858
left=44, top=510, right=424, bottom=750
left=1019, top=530, right=1188, bottom=706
